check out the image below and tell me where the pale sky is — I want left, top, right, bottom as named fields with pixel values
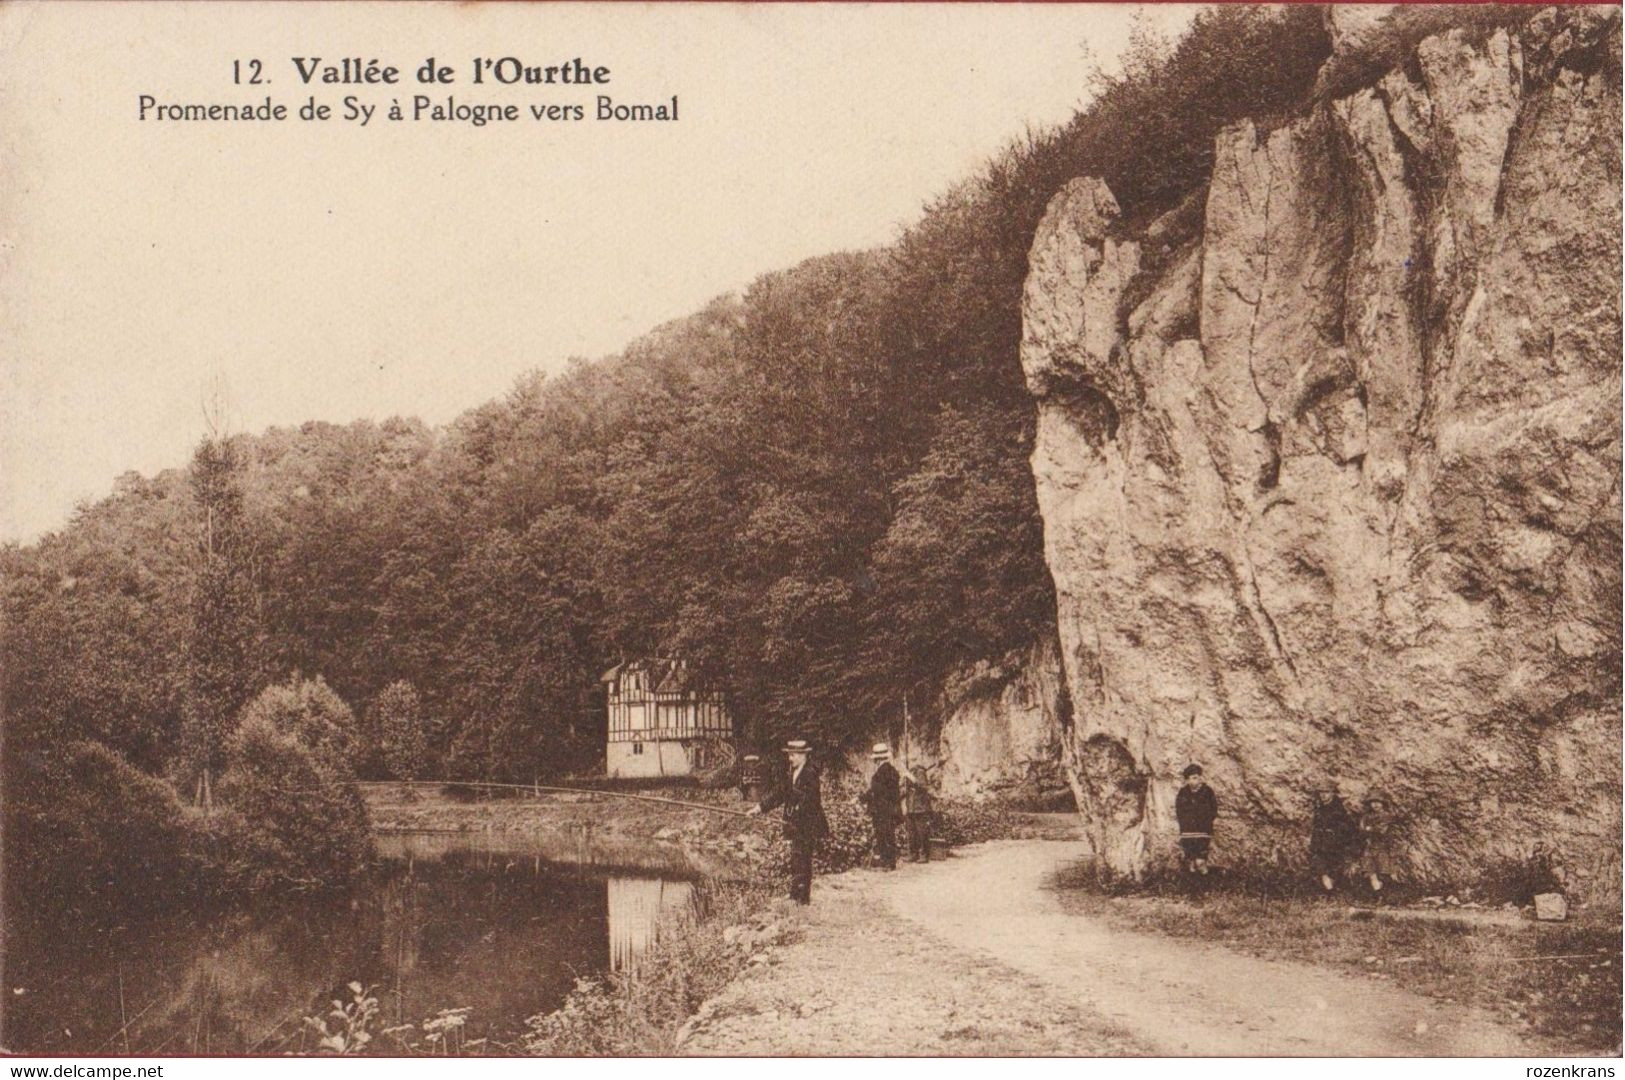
left=1, top=2, right=1196, bottom=543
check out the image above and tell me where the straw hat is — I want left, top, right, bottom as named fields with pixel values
left=784, top=739, right=811, bottom=755
left=871, top=743, right=891, bottom=761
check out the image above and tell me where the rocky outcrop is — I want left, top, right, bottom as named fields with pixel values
left=1022, top=8, right=1622, bottom=894
left=899, top=638, right=1073, bottom=806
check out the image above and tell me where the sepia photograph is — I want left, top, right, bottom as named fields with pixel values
left=0, top=0, right=1620, bottom=1065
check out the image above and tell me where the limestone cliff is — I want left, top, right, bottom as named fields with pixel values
left=1021, top=7, right=1622, bottom=894
left=898, top=637, right=1073, bottom=806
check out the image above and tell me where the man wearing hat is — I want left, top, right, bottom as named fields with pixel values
left=859, top=743, right=902, bottom=870
left=1175, top=763, right=1218, bottom=881
left=747, top=739, right=828, bottom=904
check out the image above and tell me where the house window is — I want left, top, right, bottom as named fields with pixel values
left=632, top=742, right=644, bottom=755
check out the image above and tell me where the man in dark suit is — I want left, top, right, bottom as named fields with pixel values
left=859, top=743, right=901, bottom=870
left=747, top=739, right=828, bottom=904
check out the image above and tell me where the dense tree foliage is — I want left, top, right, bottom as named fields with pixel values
left=233, top=674, right=358, bottom=762
left=372, top=681, right=428, bottom=781
left=4, top=6, right=1365, bottom=909
left=3, top=677, right=372, bottom=926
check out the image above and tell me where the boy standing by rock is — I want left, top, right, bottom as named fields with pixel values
left=1359, top=795, right=1398, bottom=897
left=1175, top=763, right=1218, bottom=880
left=1309, top=788, right=1359, bottom=894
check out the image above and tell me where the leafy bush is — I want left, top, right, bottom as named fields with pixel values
left=3, top=740, right=196, bottom=924
left=3, top=699, right=372, bottom=921
left=236, top=674, right=358, bottom=762
left=215, top=679, right=372, bottom=891
left=304, top=982, right=382, bottom=1055
left=179, top=802, right=287, bottom=895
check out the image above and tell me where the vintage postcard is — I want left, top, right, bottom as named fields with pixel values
left=1, top=0, right=1620, bottom=1066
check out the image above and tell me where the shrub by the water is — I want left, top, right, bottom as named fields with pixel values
left=214, top=679, right=372, bottom=891
left=4, top=699, right=372, bottom=921
left=4, top=740, right=197, bottom=923
left=524, top=881, right=772, bottom=1055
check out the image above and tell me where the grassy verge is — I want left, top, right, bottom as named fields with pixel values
left=521, top=879, right=781, bottom=1055
left=1052, top=869, right=1622, bottom=1054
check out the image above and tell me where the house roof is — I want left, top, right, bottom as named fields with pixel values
left=602, top=657, right=712, bottom=694
left=653, top=663, right=693, bottom=693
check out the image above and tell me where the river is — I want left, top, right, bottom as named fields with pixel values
left=2, top=830, right=724, bottom=1055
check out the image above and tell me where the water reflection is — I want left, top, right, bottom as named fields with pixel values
left=607, top=877, right=694, bottom=974
left=3, top=831, right=704, bottom=1055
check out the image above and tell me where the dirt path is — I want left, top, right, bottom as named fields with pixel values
left=678, top=865, right=1145, bottom=1055
left=683, top=839, right=1541, bottom=1056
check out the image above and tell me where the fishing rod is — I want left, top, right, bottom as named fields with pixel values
left=350, top=778, right=761, bottom=820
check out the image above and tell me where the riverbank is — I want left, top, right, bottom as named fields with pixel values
left=522, top=879, right=784, bottom=1055
left=523, top=832, right=1089, bottom=1055
left=365, top=781, right=1083, bottom=871
left=364, top=783, right=768, bottom=864
left=365, top=781, right=755, bottom=834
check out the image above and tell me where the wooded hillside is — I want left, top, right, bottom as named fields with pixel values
left=4, top=6, right=1347, bottom=912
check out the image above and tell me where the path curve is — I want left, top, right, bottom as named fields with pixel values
left=887, top=840, right=1534, bottom=1056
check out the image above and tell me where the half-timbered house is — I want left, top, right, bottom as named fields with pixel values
left=600, top=658, right=732, bottom=778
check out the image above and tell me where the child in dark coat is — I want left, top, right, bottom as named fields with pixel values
left=1309, top=788, right=1360, bottom=894
left=1175, top=764, right=1218, bottom=878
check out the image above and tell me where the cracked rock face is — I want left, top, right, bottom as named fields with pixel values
left=901, top=638, right=1073, bottom=805
left=1022, top=9, right=1622, bottom=893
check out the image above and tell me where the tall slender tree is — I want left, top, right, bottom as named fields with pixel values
left=180, top=434, right=264, bottom=803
